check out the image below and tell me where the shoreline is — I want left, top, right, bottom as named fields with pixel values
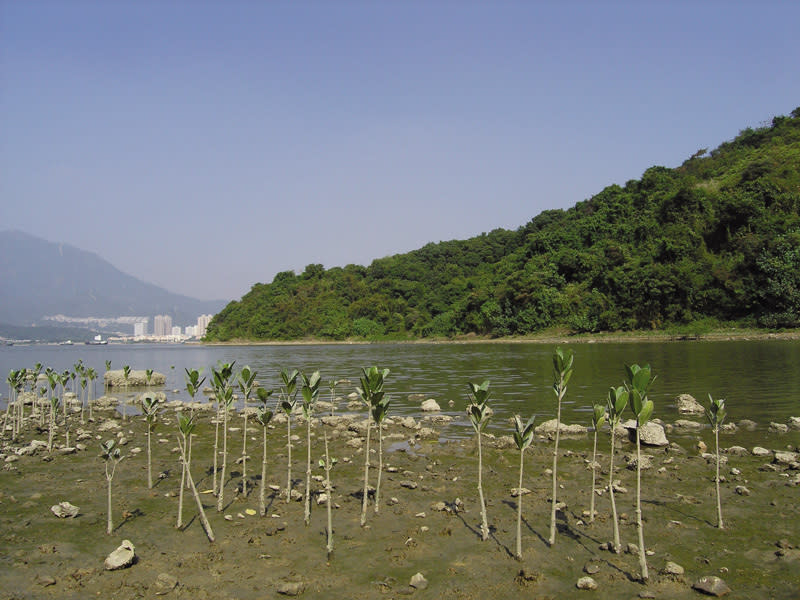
left=200, top=328, right=800, bottom=347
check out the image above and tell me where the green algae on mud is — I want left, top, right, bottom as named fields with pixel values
left=1, top=402, right=799, bottom=600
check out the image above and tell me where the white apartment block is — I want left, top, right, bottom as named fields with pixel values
left=154, top=314, right=173, bottom=337
left=196, top=314, right=213, bottom=338
left=134, top=320, right=148, bottom=337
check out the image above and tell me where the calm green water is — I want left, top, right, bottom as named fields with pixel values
left=2, top=340, right=799, bottom=438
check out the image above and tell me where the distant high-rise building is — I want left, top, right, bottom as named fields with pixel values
left=154, top=314, right=173, bottom=337
left=196, top=314, right=213, bottom=338
left=134, top=320, right=147, bottom=337
left=185, top=325, right=197, bottom=337
left=171, top=326, right=181, bottom=337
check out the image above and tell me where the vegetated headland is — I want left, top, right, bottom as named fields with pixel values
left=206, top=108, right=800, bottom=344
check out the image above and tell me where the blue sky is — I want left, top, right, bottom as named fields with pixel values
left=2, top=1, right=798, bottom=301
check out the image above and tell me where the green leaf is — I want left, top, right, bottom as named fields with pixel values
left=638, top=399, right=654, bottom=425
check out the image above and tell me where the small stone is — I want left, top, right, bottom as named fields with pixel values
left=420, top=399, right=440, bottom=412
left=51, top=501, right=80, bottom=518
left=276, top=581, right=306, bottom=596
left=626, top=543, right=639, bottom=554
left=769, top=422, right=789, bottom=434
left=662, top=561, right=685, bottom=576
left=735, top=485, right=750, bottom=496
left=583, top=563, right=600, bottom=574
left=400, top=480, right=418, bottom=489
left=576, top=576, right=597, bottom=590
left=752, top=447, right=771, bottom=457
left=154, top=572, right=178, bottom=595
left=36, top=575, right=56, bottom=587
left=409, top=572, right=428, bottom=589
left=430, top=501, right=448, bottom=512
left=511, top=487, right=531, bottom=497
left=224, top=514, right=233, bottom=521
left=692, top=575, right=731, bottom=596
left=104, top=540, right=136, bottom=570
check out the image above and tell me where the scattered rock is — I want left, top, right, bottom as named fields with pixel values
left=769, top=422, right=789, bottom=434
left=420, top=399, right=440, bottom=412
left=511, top=487, right=531, bottom=497
left=35, top=575, right=56, bottom=587
left=752, top=447, right=771, bottom=457
left=104, top=540, right=136, bottom=570
left=409, top=572, right=428, bottom=590
left=735, top=485, right=750, bottom=496
left=725, top=446, right=749, bottom=456
left=583, top=562, right=600, bottom=574
left=662, top=561, right=685, bottom=576
left=738, top=419, right=757, bottom=430
left=535, top=419, right=588, bottom=436
left=674, top=419, right=704, bottom=431
left=774, top=451, right=799, bottom=465
left=276, top=581, right=306, bottom=596
left=430, top=501, right=448, bottom=512
left=576, top=576, right=598, bottom=590
left=51, top=501, right=80, bottom=518
left=636, top=422, right=669, bottom=446
left=676, top=394, right=704, bottom=414
left=692, top=575, right=731, bottom=596
left=400, top=480, right=418, bottom=489
left=788, top=416, right=800, bottom=430
left=154, top=572, right=178, bottom=595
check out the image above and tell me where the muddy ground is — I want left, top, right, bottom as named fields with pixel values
left=1, top=398, right=799, bottom=599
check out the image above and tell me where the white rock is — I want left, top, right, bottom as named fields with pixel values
left=409, top=572, right=428, bottom=589
left=50, top=501, right=79, bottom=518
left=420, top=399, right=441, bottom=412
left=576, top=576, right=598, bottom=590
left=104, top=539, right=136, bottom=570
left=676, top=394, right=704, bottom=414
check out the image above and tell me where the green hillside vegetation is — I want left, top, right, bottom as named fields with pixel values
left=207, top=108, right=800, bottom=342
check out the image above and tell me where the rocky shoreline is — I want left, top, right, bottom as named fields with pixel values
left=1, top=391, right=799, bottom=599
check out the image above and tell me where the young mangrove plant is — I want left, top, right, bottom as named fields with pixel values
left=356, top=366, right=389, bottom=527
left=512, top=414, right=536, bottom=559
left=589, top=404, right=606, bottom=524
left=706, top=394, right=727, bottom=530
left=301, top=370, right=322, bottom=525
left=122, top=364, right=131, bottom=422
left=467, top=379, right=492, bottom=541
left=100, top=439, right=125, bottom=535
left=176, top=412, right=196, bottom=529
left=548, top=347, right=574, bottom=547
left=142, top=392, right=161, bottom=489
left=176, top=428, right=215, bottom=542
left=371, top=384, right=391, bottom=515
left=255, top=387, right=274, bottom=517
left=211, top=362, right=235, bottom=496
left=606, top=385, right=629, bottom=553
left=213, top=362, right=236, bottom=512
left=625, top=363, right=656, bottom=582
left=319, top=450, right=338, bottom=558
left=46, top=371, right=60, bottom=451
left=279, top=368, right=299, bottom=503
left=237, top=365, right=257, bottom=497
left=104, top=360, right=112, bottom=395
left=183, top=368, right=205, bottom=490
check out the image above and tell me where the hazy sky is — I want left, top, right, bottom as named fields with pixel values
left=2, top=1, right=798, bottom=301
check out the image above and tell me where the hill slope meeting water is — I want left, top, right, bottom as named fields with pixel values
left=207, top=107, right=800, bottom=342
left=0, top=230, right=226, bottom=341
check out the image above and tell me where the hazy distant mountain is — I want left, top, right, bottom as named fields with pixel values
left=0, top=230, right=227, bottom=329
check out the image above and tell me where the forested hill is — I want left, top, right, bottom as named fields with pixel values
left=207, top=108, right=800, bottom=341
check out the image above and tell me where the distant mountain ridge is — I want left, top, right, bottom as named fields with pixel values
left=0, top=230, right=227, bottom=330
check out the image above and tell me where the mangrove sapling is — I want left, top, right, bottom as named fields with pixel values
left=122, top=365, right=131, bottom=422
left=255, top=387, right=274, bottom=517
left=79, top=374, right=88, bottom=424
left=589, top=404, right=606, bottom=524
left=213, top=363, right=236, bottom=512
left=606, top=385, right=629, bottom=553
left=46, top=371, right=60, bottom=451
left=142, top=393, right=161, bottom=489
left=183, top=368, right=206, bottom=490
left=512, top=414, right=536, bottom=559
left=279, top=368, right=299, bottom=503
left=625, top=363, right=656, bottom=582
left=301, top=371, right=322, bottom=526
left=356, top=366, right=390, bottom=526
left=145, top=368, right=154, bottom=390
left=319, top=449, right=338, bottom=558
left=548, top=347, right=574, bottom=547
left=371, top=385, right=391, bottom=515
left=176, top=433, right=215, bottom=542
left=100, top=439, right=125, bottom=535
left=104, top=360, right=111, bottom=395
left=87, top=367, right=98, bottom=421
left=467, top=379, right=492, bottom=541
left=237, top=365, right=257, bottom=498
left=706, top=394, right=727, bottom=530
left=211, top=361, right=235, bottom=498
left=176, top=412, right=196, bottom=529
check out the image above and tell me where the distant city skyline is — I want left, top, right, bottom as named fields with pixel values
left=2, top=2, right=798, bottom=301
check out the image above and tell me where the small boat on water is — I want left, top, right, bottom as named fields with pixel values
left=86, top=335, right=108, bottom=345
